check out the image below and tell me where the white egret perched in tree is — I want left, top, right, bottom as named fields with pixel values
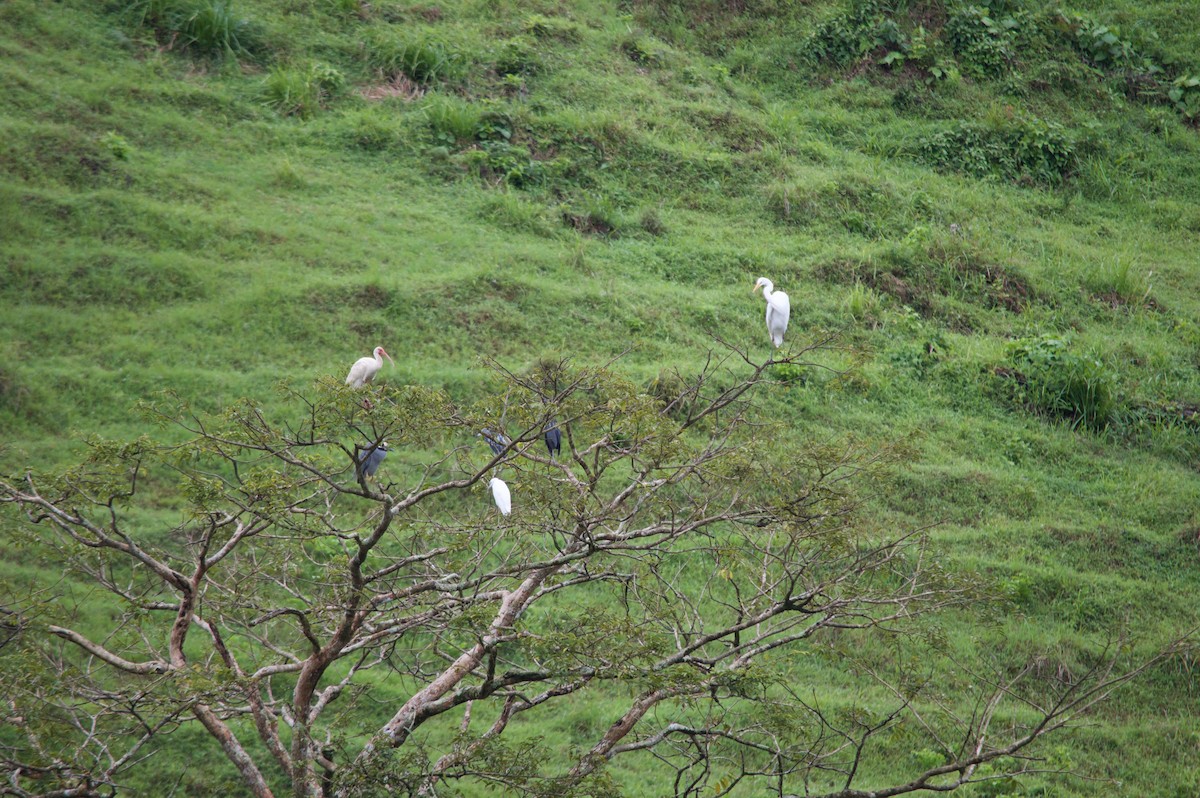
left=489, top=477, right=512, bottom=516
left=753, top=277, right=790, bottom=349
left=345, top=346, right=395, bottom=388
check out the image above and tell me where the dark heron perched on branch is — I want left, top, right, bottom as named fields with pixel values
left=479, top=428, right=510, bottom=456
left=357, top=442, right=389, bottom=477
left=544, top=419, right=561, bottom=458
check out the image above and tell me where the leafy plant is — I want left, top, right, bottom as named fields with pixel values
left=805, top=0, right=888, bottom=67
left=99, top=131, right=132, bottom=160
left=943, top=4, right=1022, bottom=78
left=1001, top=334, right=1117, bottom=429
left=1168, top=74, right=1200, bottom=124
left=465, top=142, right=543, bottom=187
left=1054, top=11, right=1148, bottom=71
left=920, top=111, right=1076, bottom=185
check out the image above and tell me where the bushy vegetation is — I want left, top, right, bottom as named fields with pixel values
left=2, top=0, right=1200, bottom=793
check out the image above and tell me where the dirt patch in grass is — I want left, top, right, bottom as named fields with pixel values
left=358, top=74, right=425, bottom=101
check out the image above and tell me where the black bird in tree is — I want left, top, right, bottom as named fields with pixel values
left=544, top=419, right=561, bottom=459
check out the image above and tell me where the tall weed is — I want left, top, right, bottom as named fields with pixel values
left=368, top=33, right=459, bottom=84
left=262, top=63, right=344, bottom=118
left=177, top=0, right=260, bottom=57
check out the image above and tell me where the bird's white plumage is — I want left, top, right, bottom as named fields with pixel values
left=345, top=346, right=394, bottom=388
left=489, top=477, right=512, bottom=516
left=754, top=278, right=790, bottom=348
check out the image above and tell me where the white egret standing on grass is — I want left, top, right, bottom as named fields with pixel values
left=489, top=477, right=512, bottom=516
left=345, top=346, right=395, bottom=388
left=753, top=277, right=790, bottom=349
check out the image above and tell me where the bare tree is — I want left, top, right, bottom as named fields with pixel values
left=0, top=342, right=1178, bottom=798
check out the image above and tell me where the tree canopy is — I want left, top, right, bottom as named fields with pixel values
left=0, top=344, right=1172, bottom=798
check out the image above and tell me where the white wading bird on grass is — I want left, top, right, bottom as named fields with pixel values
left=345, top=346, right=395, bottom=388
left=753, top=277, right=790, bottom=349
left=489, top=477, right=512, bottom=516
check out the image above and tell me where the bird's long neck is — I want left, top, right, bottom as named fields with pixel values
left=761, top=282, right=774, bottom=299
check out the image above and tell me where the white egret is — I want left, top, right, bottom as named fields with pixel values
left=489, top=477, right=512, bottom=516
left=345, top=346, right=395, bottom=388
left=753, top=277, right=790, bottom=348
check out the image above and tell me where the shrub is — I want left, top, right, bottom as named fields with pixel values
left=943, top=4, right=1021, bottom=78
left=920, top=111, right=1076, bottom=185
left=1000, top=335, right=1116, bottom=429
left=804, top=0, right=888, bottom=67
left=99, top=131, right=132, bottom=160
left=1053, top=11, right=1148, bottom=71
left=464, top=142, right=544, bottom=187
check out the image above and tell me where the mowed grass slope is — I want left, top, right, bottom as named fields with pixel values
left=2, top=0, right=1200, bottom=793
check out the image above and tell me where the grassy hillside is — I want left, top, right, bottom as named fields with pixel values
left=3, top=0, right=1200, bottom=794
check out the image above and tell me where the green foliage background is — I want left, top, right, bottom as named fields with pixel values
left=2, top=0, right=1200, bottom=793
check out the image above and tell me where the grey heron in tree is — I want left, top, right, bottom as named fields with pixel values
left=544, top=419, right=561, bottom=458
left=479, top=428, right=510, bottom=456
left=357, top=442, right=389, bottom=477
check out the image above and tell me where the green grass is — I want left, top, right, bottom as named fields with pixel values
left=2, top=0, right=1200, bottom=793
